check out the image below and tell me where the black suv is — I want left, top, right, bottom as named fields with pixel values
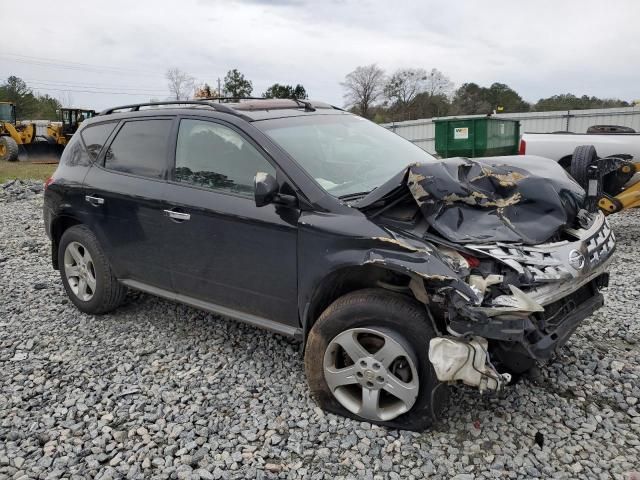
left=44, top=99, right=614, bottom=430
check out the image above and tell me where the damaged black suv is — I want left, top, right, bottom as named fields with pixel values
left=44, top=99, right=615, bottom=430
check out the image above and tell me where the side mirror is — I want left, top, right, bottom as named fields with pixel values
left=254, top=172, right=279, bottom=207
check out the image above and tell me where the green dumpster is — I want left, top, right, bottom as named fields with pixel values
left=434, top=117, right=520, bottom=158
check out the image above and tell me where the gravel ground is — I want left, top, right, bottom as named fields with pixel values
left=1, top=181, right=639, bottom=480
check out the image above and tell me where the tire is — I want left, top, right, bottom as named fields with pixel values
left=570, top=145, right=599, bottom=190
left=58, top=225, right=127, bottom=314
left=0, top=136, right=19, bottom=162
left=304, top=288, right=448, bottom=431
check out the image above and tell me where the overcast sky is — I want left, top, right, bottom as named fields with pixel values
left=2, top=0, right=639, bottom=110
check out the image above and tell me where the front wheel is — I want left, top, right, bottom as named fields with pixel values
left=304, top=289, right=448, bottom=430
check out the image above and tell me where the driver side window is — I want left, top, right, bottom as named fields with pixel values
left=174, top=119, right=275, bottom=196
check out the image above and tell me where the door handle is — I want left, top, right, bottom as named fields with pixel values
left=164, top=209, right=191, bottom=221
left=85, top=195, right=104, bottom=206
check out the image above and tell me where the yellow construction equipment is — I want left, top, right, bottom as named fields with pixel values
left=0, top=101, right=95, bottom=161
left=596, top=163, right=640, bottom=214
left=570, top=144, right=640, bottom=215
left=59, top=108, right=96, bottom=141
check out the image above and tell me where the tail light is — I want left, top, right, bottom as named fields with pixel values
left=44, top=176, right=55, bottom=191
left=518, top=138, right=526, bottom=155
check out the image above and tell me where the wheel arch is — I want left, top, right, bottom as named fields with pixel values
left=558, top=155, right=573, bottom=171
left=51, top=215, right=83, bottom=269
left=301, top=263, right=428, bottom=346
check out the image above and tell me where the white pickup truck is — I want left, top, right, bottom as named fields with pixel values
left=519, top=132, right=640, bottom=169
left=519, top=132, right=640, bottom=213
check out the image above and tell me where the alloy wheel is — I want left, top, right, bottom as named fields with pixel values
left=64, top=241, right=97, bottom=301
left=323, top=327, right=419, bottom=422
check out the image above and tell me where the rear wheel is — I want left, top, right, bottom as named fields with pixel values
left=58, top=225, right=127, bottom=314
left=0, top=136, right=19, bottom=162
left=305, top=289, right=448, bottom=430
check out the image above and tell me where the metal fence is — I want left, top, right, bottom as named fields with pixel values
left=383, top=106, right=640, bottom=154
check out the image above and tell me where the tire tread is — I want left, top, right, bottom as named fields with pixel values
left=570, top=144, right=598, bottom=189
left=305, top=288, right=447, bottom=431
left=59, top=225, right=127, bottom=314
left=0, top=137, right=19, bottom=162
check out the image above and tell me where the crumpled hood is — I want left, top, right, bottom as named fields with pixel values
left=359, top=155, right=586, bottom=245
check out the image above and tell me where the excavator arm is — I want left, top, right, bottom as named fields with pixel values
left=1, top=122, right=34, bottom=145
left=597, top=163, right=640, bottom=213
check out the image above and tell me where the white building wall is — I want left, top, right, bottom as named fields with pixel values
left=383, top=106, right=640, bottom=154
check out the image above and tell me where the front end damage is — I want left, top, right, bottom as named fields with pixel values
left=427, top=210, right=614, bottom=391
left=356, top=156, right=616, bottom=393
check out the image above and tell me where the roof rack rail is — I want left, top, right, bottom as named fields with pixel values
left=97, top=100, right=244, bottom=118
left=197, top=96, right=315, bottom=110
left=291, top=98, right=316, bottom=112
left=196, top=97, right=267, bottom=102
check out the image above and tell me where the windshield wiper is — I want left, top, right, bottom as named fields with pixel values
left=338, top=190, right=374, bottom=201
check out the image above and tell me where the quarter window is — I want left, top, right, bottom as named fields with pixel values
left=174, top=119, right=275, bottom=196
left=104, top=119, right=172, bottom=178
left=80, top=122, right=117, bottom=160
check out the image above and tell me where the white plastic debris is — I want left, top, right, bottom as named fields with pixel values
left=428, top=336, right=511, bottom=392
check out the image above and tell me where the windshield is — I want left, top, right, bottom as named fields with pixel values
left=256, top=113, right=437, bottom=197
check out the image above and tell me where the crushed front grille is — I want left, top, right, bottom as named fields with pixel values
left=467, top=212, right=615, bottom=284
left=586, top=222, right=615, bottom=266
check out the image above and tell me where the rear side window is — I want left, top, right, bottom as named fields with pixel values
left=104, top=119, right=172, bottom=179
left=80, top=122, right=117, bottom=160
left=60, top=134, right=90, bottom=167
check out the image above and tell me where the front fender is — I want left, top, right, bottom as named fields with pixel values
left=297, top=213, right=477, bottom=336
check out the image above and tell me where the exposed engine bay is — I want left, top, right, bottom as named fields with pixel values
left=355, top=156, right=616, bottom=392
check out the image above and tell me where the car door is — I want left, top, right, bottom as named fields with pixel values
left=82, top=117, right=175, bottom=290
left=48, top=121, right=118, bottom=234
left=163, top=117, right=299, bottom=327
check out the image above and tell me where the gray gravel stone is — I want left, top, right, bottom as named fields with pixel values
left=0, top=184, right=639, bottom=479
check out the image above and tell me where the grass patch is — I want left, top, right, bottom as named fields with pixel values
left=0, top=161, right=57, bottom=183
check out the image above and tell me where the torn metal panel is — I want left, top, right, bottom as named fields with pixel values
left=468, top=274, right=503, bottom=298
left=485, top=285, right=545, bottom=313
left=409, top=277, right=429, bottom=304
left=358, top=155, right=585, bottom=245
left=298, top=162, right=615, bottom=366
left=362, top=248, right=479, bottom=303
left=410, top=156, right=585, bottom=244
left=370, top=234, right=430, bottom=253
left=407, top=170, right=430, bottom=202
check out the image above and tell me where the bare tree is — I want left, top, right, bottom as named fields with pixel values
left=384, top=68, right=428, bottom=106
left=166, top=68, right=196, bottom=100
left=341, top=64, right=386, bottom=118
left=58, top=90, right=74, bottom=108
left=423, top=68, right=454, bottom=98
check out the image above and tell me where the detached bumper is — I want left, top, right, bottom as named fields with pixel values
left=528, top=287, right=603, bottom=359
left=450, top=274, right=608, bottom=361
